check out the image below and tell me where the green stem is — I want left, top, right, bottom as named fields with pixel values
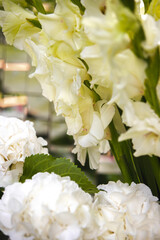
left=150, top=156, right=160, bottom=191
left=109, top=121, right=140, bottom=184
left=109, top=119, right=160, bottom=198
left=134, top=156, right=159, bottom=198
left=145, top=48, right=160, bottom=117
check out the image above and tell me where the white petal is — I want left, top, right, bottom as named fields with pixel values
left=78, top=133, right=98, bottom=148
left=90, top=112, right=104, bottom=140
left=88, top=146, right=100, bottom=169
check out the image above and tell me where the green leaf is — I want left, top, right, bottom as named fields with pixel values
left=25, top=0, right=46, bottom=14
left=134, top=155, right=160, bottom=198
left=149, top=156, right=160, bottom=194
left=71, top=0, right=85, bottom=15
left=120, top=0, right=135, bottom=12
left=20, top=154, right=98, bottom=194
left=145, top=48, right=160, bottom=117
left=26, top=18, right=42, bottom=29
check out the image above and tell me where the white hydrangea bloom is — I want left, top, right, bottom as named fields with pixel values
left=0, top=116, right=48, bottom=187
left=93, top=180, right=160, bottom=240
left=0, top=172, right=95, bottom=240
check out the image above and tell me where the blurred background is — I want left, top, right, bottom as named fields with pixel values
left=0, top=0, right=122, bottom=187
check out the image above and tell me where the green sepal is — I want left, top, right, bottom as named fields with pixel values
left=84, top=80, right=91, bottom=89
left=71, top=0, right=85, bottom=15
left=20, top=154, right=98, bottom=194
left=25, top=0, right=46, bottom=14
left=120, top=0, right=135, bottom=12
left=26, top=18, right=42, bottom=29
left=84, top=80, right=101, bottom=101
left=78, top=58, right=89, bottom=71
left=143, top=0, right=152, bottom=12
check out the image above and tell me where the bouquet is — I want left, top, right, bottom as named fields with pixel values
left=0, top=0, right=160, bottom=239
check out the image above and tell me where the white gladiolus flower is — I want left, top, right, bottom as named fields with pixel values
left=93, top=181, right=160, bottom=240
left=135, top=0, right=145, bottom=17
left=80, top=44, right=113, bottom=101
left=26, top=39, right=57, bottom=102
left=82, top=0, right=106, bottom=18
left=82, top=1, right=130, bottom=57
left=119, top=101, right=160, bottom=157
left=0, top=116, right=48, bottom=187
left=0, top=0, right=40, bottom=50
left=109, top=49, right=147, bottom=108
left=63, top=89, right=94, bottom=136
left=28, top=39, right=84, bottom=104
left=141, top=14, right=160, bottom=52
left=81, top=2, right=147, bottom=108
left=38, top=0, right=88, bottom=51
left=72, top=139, right=110, bottom=169
left=25, top=38, right=93, bottom=136
left=25, top=37, right=91, bottom=136
left=147, top=0, right=160, bottom=21
left=80, top=1, right=131, bottom=105
left=73, top=101, right=114, bottom=169
left=81, top=44, right=147, bottom=110
left=0, top=172, right=95, bottom=240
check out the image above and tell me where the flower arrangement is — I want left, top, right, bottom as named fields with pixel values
left=0, top=0, right=160, bottom=239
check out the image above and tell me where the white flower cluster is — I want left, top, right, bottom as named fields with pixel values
left=0, top=172, right=94, bottom=240
left=0, top=174, right=159, bottom=240
left=94, top=181, right=160, bottom=240
left=1, top=0, right=160, bottom=168
left=0, top=116, right=48, bottom=187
